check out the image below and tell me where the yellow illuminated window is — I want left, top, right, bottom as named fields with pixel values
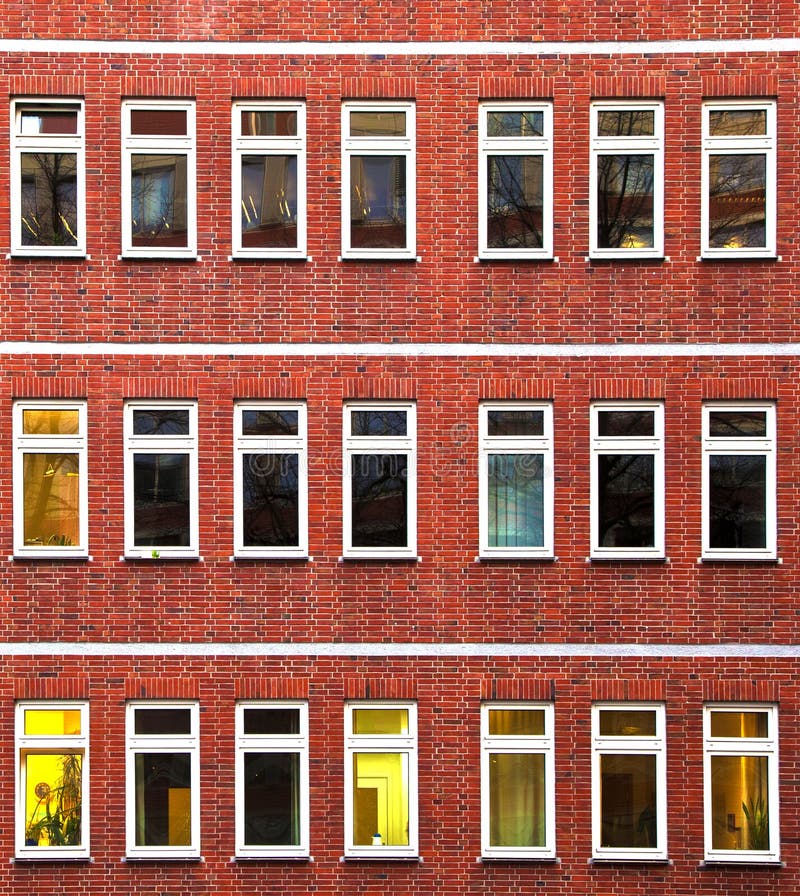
left=488, top=708, right=545, bottom=736
left=352, top=708, right=409, bottom=736
left=352, top=752, right=410, bottom=846
left=22, top=408, right=80, bottom=435
left=24, top=708, right=82, bottom=736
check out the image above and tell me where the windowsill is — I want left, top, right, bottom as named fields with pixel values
left=14, top=855, right=94, bottom=863
left=698, top=555, right=780, bottom=564
left=340, top=854, right=422, bottom=863
left=698, top=253, right=779, bottom=262
left=121, top=554, right=203, bottom=562
left=474, top=254, right=558, bottom=263
left=231, top=554, right=311, bottom=562
left=118, top=253, right=198, bottom=261
left=699, top=859, right=784, bottom=869
left=339, top=554, right=420, bottom=562
left=590, top=857, right=672, bottom=865
left=588, top=554, right=667, bottom=563
left=8, top=252, right=89, bottom=260
left=12, top=553, right=91, bottom=562
left=476, top=554, right=557, bottom=562
left=231, top=855, right=313, bottom=862
left=339, top=254, right=420, bottom=262
left=587, top=254, right=666, bottom=263
left=229, top=254, right=309, bottom=262
left=479, top=855, right=560, bottom=863
left=123, top=855, right=204, bottom=863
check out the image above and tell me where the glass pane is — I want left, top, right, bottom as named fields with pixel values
left=597, top=410, right=655, bottom=437
left=20, top=108, right=78, bottom=135
left=486, top=110, right=544, bottom=138
left=241, top=409, right=299, bottom=436
left=24, top=753, right=83, bottom=847
left=487, top=409, right=544, bottom=437
left=22, top=453, right=80, bottom=547
left=599, top=753, right=657, bottom=848
left=596, top=154, right=654, bottom=249
left=243, top=752, right=300, bottom=845
left=243, top=707, right=301, bottom=735
left=130, top=154, right=188, bottom=248
left=352, top=752, right=409, bottom=846
left=709, top=454, right=766, bottom=549
left=709, top=109, right=767, bottom=137
left=353, top=708, right=409, bottom=735
left=132, top=409, right=191, bottom=435
left=240, top=109, right=297, bottom=137
left=24, top=709, right=82, bottom=736
left=22, top=408, right=79, bottom=435
left=20, top=152, right=78, bottom=247
left=710, top=755, right=769, bottom=850
left=241, top=155, right=298, bottom=249
left=130, top=108, right=187, bottom=136
left=598, top=709, right=657, bottom=737
left=350, top=155, right=406, bottom=249
left=488, top=454, right=544, bottom=548
left=133, top=453, right=191, bottom=547
left=351, top=410, right=407, bottom=437
left=349, top=111, right=406, bottom=137
left=489, top=752, right=546, bottom=847
left=710, top=711, right=769, bottom=739
left=134, top=707, right=192, bottom=735
left=487, top=155, right=544, bottom=249
left=597, top=454, right=655, bottom=548
left=350, top=454, right=408, bottom=548
left=488, top=709, right=545, bottom=736
left=709, top=411, right=767, bottom=438
left=134, top=752, right=191, bottom=846
left=597, top=109, right=655, bottom=137
left=242, top=453, right=299, bottom=548
left=708, top=153, right=766, bottom=249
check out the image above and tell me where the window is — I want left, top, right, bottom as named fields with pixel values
left=124, top=401, right=199, bottom=559
left=122, top=100, right=196, bottom=257
left=591, top=704, right=667, bottom=860
left=234, top=402, right=308, bottom=558
left=480, top=703, right=555, bottom=859
left=235, top=702, right=309, bottom=858
left=126, top=702, right=200, bottom=858
left=702, top=403, right=776, bottom=560
left=232, top=101, right=306, bottom=258
left=590, top=403, right=664, bottom=558
left=16, top=701, right=89, bottom=859
left=479, top=403, right=554, bottom=558
left=344, top=702, right=418, bottom=858
left=478, top=103, right=553, bottom=259
left=13, top=401, right=88, bottom=559
left=11, top=99, right=85, bottom=255
left=342, top=101, right=416, bottom=259
left=702, top=101, right=776, bottom=258
left=343, top=402, right=416, bottom=558
left=704, top=704, right=779, bottom=862
left=590, top=102, right=664, bottom=258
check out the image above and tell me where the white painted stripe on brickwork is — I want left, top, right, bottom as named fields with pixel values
left=0, top=38, right=797, bottom=56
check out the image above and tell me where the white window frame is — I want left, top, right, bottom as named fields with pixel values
left=121, top=99, right=197, bottom=258
left=591, top=703, right=667, bottom=861
left=12, top=400, right=88, bottom=559
left=15, top=700, right=90, bottom=860
left=478, top=102, right=553, bottom=260
left=479, top=402, right=554, bottom=558
left=231, top=101, right=307, bottom=259
left=344, top=701, right=418, bottom=859
left=701, top=403, right=776, bottom=561
left=341, top=101, right=416, bottom=260
left=125, top=700, right=201, bottom=859
left=701, top=100, right=776, bottom=259
left=235, top=701, right=309, bottom=858
left=589, top=101, right=664, bottom=259
left=123, top=400, right=199, bottom=559
left=590, top=402, right=665, bottom=559
left=342, top=401, right=417, bottom=559
left=10, top=98, right=86, bottom=256
left=480, top=702, right=556, bottom=859
left=703, top=703, right=780, bottom=863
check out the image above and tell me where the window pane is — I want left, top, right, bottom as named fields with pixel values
left=488, top=454, right=544, bottom=548
left=488, top=709, right=545, bottom=736
left=22, top=452, right=80, bottom=547
left=20, top=109, right=78, bottom=135
left=710, top=755, right=769, bottom=850
left=487, top=409, right=544, bottom=437
left=24, top=753, right=82, bottom=847
left=597, top=110, right=655, bottom=137
left=130, top=109, right=187, bottom=136
left=22, top=408, right=79, bottom=435
left=708, top=153, right=766, bottom=249
left=597, top=454, right=655, bottom=547
left=596, top=154, right=654, bottom=249
left=597, top=410, right=655, bottom=437
left=243, top=708, right=301, bottom=735
left=133, top=453, right=191, bottom=546
left=134, top=752, right=192, bottom=846
left=709, top=454, right=766, bottom=549
left=24, top=709, right=82, bottom=736
left=134, top=707, right=192, bottom=735
left=709, top=411, right=767, bottom=438
left=709, top=109, right=767, bottom=137
left=351, top=454, right=408, bottom=547
left=241, top=109, right=297, bottom=137
left=351, top=410, right=407, bottom=437
left=243, top=752, right=300, bottom=845
left=241, top=409, right=299, bottom=436
left=242, top=453, right=299, bottom=547
left=353, top=708, right=409, bottom=735
left=352, top=752, right=409, bottom=846
left=489, top=752, right=546, bottom=847
left=130, top=154, right=188, bottom=248
left=599, top=753, right=657, bottom=848
left=241, top=155, right=298, bottom=249
left=349, top=111, right=406, bottom=137
left=133, top=409, right=190, bottom=435
left=350, top=155, right=406, bottom=249
left=487, top=155, right=544, bottom=249
left=710, top=711, right=769, bottom=739
left=598, top=709, right=657, bottom=737
left=20, top=152, right=78, bottom=247
left=487, top=110, right=544, bottom=138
